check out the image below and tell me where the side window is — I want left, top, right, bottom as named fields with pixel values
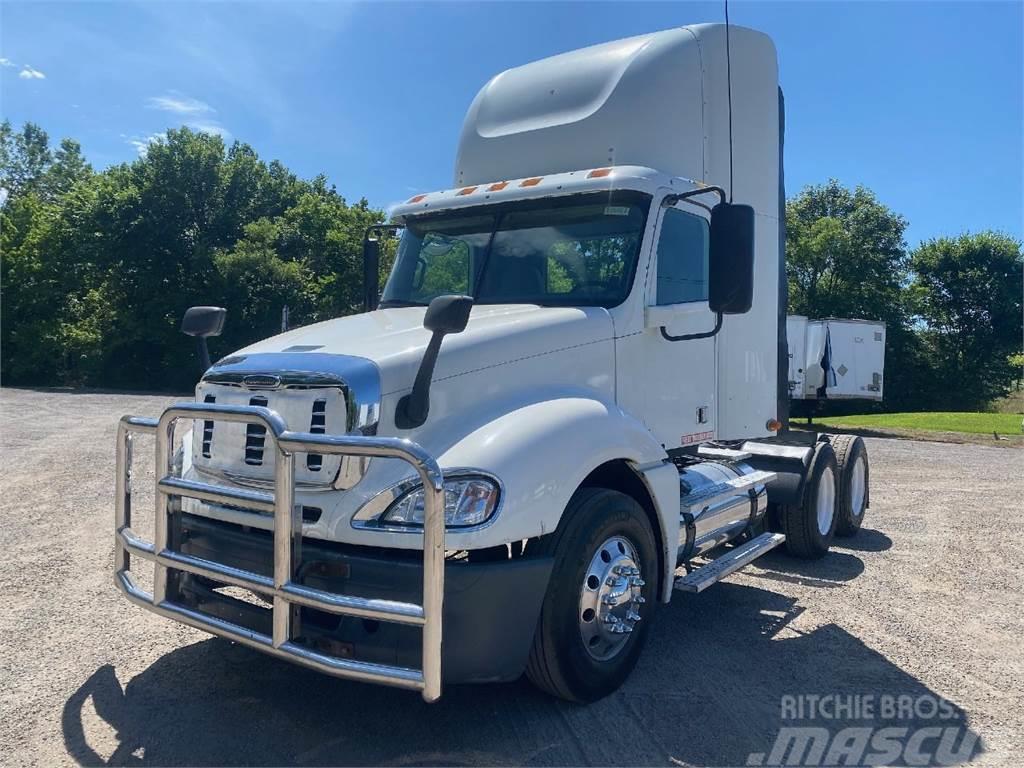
left=655, top=208, right=709, bottom=305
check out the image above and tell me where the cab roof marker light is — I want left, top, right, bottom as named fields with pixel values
left=407, top=193, right=428, bottom=203
left=487, top=181, right=509, bottom=191
left=519, top=177, right=543, bottom=187
left=456, top=186, right=478, bottom=196
left=587, top=168, right=613, bottom=178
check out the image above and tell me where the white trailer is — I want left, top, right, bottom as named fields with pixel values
left=788, top=316, right=886, bottom=401
left=113, top=24, right=872, bottom=703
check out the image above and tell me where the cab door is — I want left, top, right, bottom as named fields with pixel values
left=616, top=201, right=718, bottom=450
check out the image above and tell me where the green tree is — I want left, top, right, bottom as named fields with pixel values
left=1, top=122, right=387, bottom=390
left=43, top=138, right=93, bottom=198
left=0, top=120, right=53, bottom=197
left=785, top=179, right=933, bottom=410
left=911, top=232, right=1023, bottom=409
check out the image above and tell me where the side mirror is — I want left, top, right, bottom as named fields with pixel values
left=181, top=306, right=226, bottom=372
left=395, top=295, right=474, bottom=429
left=181, top=306, right=226, bottom=338
left=423, top=294, right=473, bottom=334
left=363, top=236, right=380, bottom=312
left=708, top=203, right=755, bottom=314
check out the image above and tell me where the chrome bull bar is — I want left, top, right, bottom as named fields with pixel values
left=114, top=402, right=446, bottom=701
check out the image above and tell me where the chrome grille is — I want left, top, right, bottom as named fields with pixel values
left=191, top=354, right=380, bottom=491
left=192, top=383, right=348, bottom=488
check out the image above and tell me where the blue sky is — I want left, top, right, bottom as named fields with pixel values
left=1, top=1, right=1021, bottom=247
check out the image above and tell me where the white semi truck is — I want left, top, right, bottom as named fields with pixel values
left=114, top=24, right=871, bottom=703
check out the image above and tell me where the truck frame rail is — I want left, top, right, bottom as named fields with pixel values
left=114, top=402, right=446, bottom=701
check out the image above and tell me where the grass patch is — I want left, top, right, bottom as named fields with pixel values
left=816, top=412, right=1023, bottom=435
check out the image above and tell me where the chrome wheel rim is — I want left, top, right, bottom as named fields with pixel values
left=849, top=457, right=866, bottom=519
left=817, top=466, right=836, bottom=536
left=579, top=535, right=645, bottom=661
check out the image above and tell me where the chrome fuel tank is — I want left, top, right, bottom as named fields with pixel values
left=678, top=460, right=769, bottom=560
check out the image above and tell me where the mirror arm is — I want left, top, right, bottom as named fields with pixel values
left=662, top=186, right=727, bottom=208
left=395, top=332, right=445, bottom=429
left=660, top=312, right=723, bottom=342
left=197, top=338, right=212, bottom=372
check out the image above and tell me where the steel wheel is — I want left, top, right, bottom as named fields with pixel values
left=816, top=465, right=836, bottom=536
left=849, top=456, right=866, bottom=517
left=578, top=535, right=645, bottom=661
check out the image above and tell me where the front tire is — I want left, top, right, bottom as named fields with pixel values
left=526, top=488, right=658, bottom=703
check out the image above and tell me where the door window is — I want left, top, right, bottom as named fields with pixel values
left=655, top=208, right=709, bottom=305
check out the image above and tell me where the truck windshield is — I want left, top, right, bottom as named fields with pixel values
left=380, top=191, right=651, bottom=308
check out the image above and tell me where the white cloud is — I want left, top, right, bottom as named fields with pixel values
left=0, top=58, right=16, bottom=68
left=18, top=65, right=46, bottom=80
left=128, top=132, right=166, bottom=156
left=146, top=93, right=214, bottom=115
left=186, top=119, right=231, bottom=140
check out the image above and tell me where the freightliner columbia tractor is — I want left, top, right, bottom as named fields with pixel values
left=114, top=24, right=871, bottom=703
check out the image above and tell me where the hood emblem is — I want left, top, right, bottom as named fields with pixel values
left=242, top=374, right=282, bottom=390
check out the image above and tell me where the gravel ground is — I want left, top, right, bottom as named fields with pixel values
left=1, top=387, right=1022, bottom=767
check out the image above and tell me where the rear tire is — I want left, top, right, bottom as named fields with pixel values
left=780, top=442, right=839, bottom=559
left=830, top=434, right=869, bottom=537
left=525, top=487, right=658, bottom=703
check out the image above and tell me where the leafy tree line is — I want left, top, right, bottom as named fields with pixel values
left=2, top=122, right=387, bottom=391
left=2, top=121, right=1021, bottom=409
left=786, top=180, right=1022, bottom=412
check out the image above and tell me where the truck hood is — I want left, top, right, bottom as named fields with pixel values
left=227, top=304, right=614, bottom=396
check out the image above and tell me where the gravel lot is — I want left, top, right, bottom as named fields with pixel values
left=1, top=387, right=1021, bottom=767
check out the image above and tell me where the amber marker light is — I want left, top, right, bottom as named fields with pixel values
left=520, top=177, right=543, bottom=187
left=587, top=168, right=613, bottom=178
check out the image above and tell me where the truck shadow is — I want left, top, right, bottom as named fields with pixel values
left=62, top=579, right=981, bottom=767
left=739, top=529, right=892, bottom=589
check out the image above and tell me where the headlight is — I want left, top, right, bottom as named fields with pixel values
left=382, top=476, right=500, bottom=528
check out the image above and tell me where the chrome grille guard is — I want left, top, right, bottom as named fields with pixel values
left=114, top=401, right=446, bottom=702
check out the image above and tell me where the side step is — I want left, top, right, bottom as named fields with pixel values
left=674, top=532, right=786, bottom=593
left=680, top=469, right=776, bottom=513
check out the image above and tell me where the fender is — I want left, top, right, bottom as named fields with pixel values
left=437, top=396, right=681, bottom=601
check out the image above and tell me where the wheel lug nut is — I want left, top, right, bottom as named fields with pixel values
left=629, top=577, right=645, bottom=587
left=633, top=595, right=646, bottom=604
left=627, top=610, right=642, bottom=622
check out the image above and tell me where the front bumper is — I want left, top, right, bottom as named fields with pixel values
left=114, top=402, right=548, bottom=701
left=174, top=513, right=552, bottom=683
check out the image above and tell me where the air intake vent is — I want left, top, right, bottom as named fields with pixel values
left=306, top=398, right=327, bottom=471
left=201, top=395, right=216, bottom=458
left=245, top=395, right=269, bottom=466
